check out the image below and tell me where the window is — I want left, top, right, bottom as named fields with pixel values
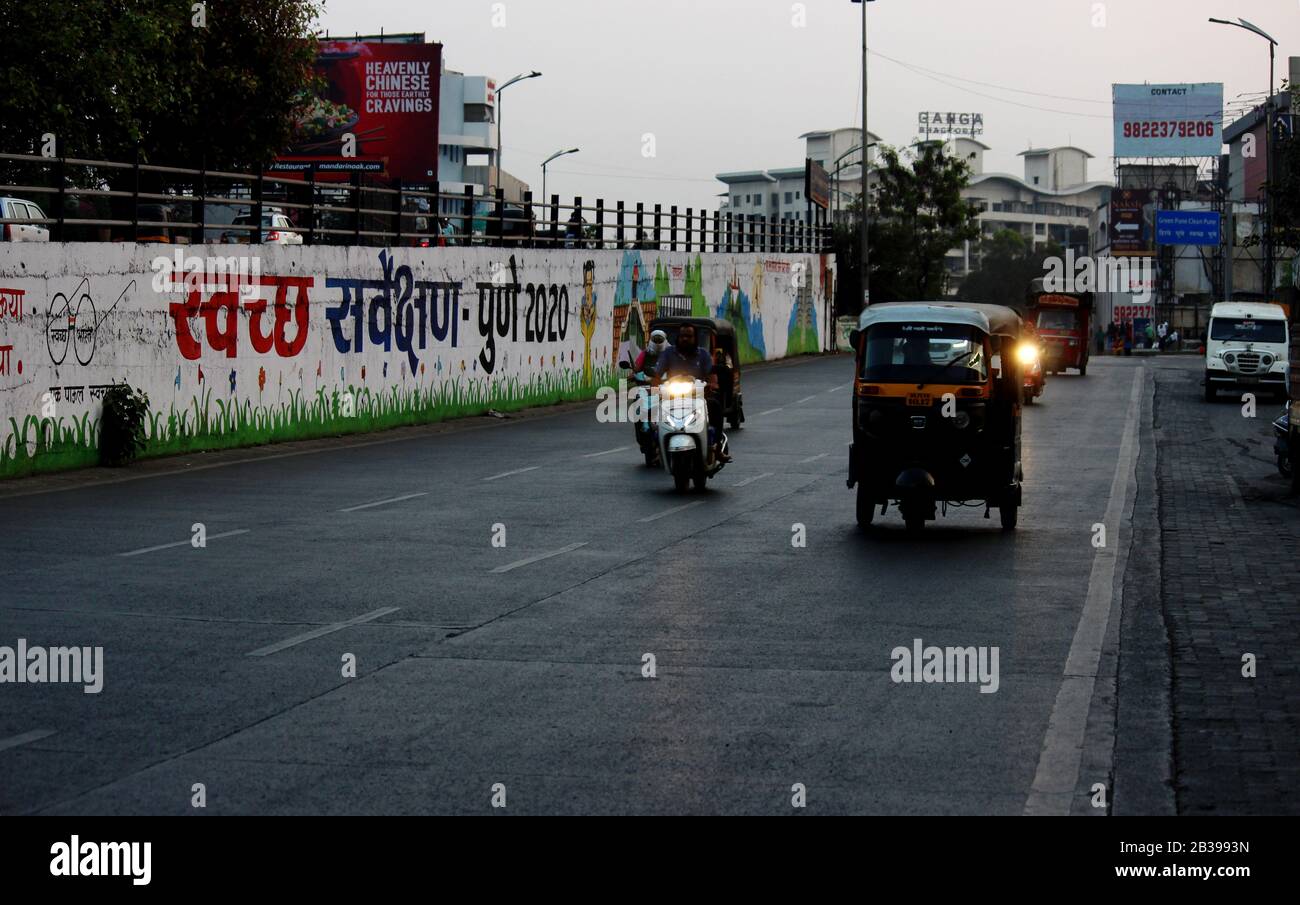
left=464, top=104, right=495, bottom=123
left=795, top=191, right=801, bottom=199
left=771, top=193, right=779, bottom=208
left=1032, top=176, right=1040, bottom=185
left=1209, top=318, right=1287, bottom=344
left=784, top=191, right=793, bottom=204
left=861, top=322, right=988, bottom=384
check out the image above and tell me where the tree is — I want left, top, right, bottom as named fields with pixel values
left=866, top=143, right=981, bottom=302
left=958, top=229, right=1063, bottom=307
left=0, top=0, right=322, bottom=171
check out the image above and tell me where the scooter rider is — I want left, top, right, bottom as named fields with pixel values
left=653, top=324, right=730, bottom=463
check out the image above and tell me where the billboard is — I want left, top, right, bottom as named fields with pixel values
left=1113, top=83, right=1223, bottom=157
left=1109, top=188, right=1157, bottom=256
left=1155, top=210, right=1220, bottom=246
left=805, top=158, right=830, bottom=210
left=275, top=40, right=442, bottom=183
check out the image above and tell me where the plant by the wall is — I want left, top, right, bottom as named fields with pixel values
left=99, top=384, right=151, bottom=466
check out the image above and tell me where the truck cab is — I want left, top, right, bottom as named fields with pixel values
left=1204, top=302, right=1289, bottom=401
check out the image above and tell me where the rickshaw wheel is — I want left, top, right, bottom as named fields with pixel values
left=855, top=485, right=874, bottom=528
left=999, top=505, right=1018, bottom=531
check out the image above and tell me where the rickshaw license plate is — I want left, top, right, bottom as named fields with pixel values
left=906, top=393, right=932, bottom=407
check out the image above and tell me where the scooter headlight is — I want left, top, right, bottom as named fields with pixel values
left=664, top=380, right=695, bottom=398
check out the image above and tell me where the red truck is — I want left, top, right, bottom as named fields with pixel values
left=1026, top=281, right=1093, bottom=376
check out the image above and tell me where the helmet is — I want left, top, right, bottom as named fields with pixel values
left=646, top=329, right=668, bottom=355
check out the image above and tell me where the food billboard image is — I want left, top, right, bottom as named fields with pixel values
left=276, top=40, right=441, bottom=184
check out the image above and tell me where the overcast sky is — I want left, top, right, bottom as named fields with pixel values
left=318, top=0, right=1300, bottom=211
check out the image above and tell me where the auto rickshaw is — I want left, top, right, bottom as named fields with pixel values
left=647, top=316, right=745, bottom=429
left=846, top=302, right=1026, bottom=533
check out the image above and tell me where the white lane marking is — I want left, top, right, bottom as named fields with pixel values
left=483, top=465, right=541, bottom=482
left=1025, top=366, right=1143, bottom=816
left=0, top=729, right=56, bottom=753
left=827, top=384, right=848, bottom=392
left=491, top=541, right=588, bottom=573
left=799, top=453, right=828, bottom=464
left=734, top=472, right=773, bottom=487
left=583, top=446, right=632, bottom=459
left=638, top=500, right=704, bottom=523
left=119, top=529, right=249, bottom=558
left=758, top=408, right=784, bottom=416
left=338, top=492, right=428, bottom=513
left=246, top=607, right=401, bottom=657
left=796, top=395, right=817, bottom=404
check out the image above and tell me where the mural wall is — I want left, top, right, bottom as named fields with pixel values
left=0, top=244, right=831, bottom=477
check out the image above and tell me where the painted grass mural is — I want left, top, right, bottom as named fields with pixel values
left=0, top=245, right=830, bottom=478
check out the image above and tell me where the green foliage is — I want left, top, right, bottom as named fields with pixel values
left=99, top=385, right=151, bottom=467
left=958, top=229, right=1064, bottom=308
left=867, top=144, right=981, bottom=302
left=0, top=0, right=322, bottom=172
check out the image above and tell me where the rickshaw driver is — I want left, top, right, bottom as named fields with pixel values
left=652, top=324, right=731, bottom=463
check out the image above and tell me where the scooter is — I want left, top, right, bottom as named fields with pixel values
left=657, top=378, right=729, bottom=492
left=1273, top=408, right=1291, bottom=478
left=621, top=363, right=659, bottom=467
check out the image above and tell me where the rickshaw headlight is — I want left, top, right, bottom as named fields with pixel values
left=952, top=411, right=971, bottom=430
left=1016, top=343, right=1039, bottom=365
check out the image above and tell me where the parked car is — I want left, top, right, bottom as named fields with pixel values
left=222, top=212, right=304, bottom=245
left=1, top=197, right=50, bottom=241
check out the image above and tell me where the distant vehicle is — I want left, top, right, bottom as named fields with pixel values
left=471, top=201, right=535, bottom=247
left=135, top=204, right=175, bottom=243
left=222, top=212, right=304, bottom=245
left=1204, top=301, right=1289, bottom=401
left=1026, top=279, right=1092, bottom=375
left=1, top=197, right=49, bottom=241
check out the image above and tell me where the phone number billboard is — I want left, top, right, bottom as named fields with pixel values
left=1113, top=83, right=1223, bottom=158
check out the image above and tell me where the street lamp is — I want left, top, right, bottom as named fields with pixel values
left=1209, top=16, right=1278, bottom=295
left=541, top=147, right=580, bottom=205
left=852, top=0, right=876, bottom=309
left=495, top=70, right=542, bottom=200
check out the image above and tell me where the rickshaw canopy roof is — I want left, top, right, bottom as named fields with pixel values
left=648, top=315, right=737, bottom=340
left=858, top=302, right=1022, bottom=338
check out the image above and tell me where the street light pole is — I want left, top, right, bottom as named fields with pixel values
left=495, top=70, right=542, bottom=200
left=853, top=0, right=876, bottom=309
left=1209, top=17, right=1278, bottom=297
left=541, top=148, right=580, bottom=206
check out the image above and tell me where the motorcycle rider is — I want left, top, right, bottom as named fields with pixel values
left=653, top=324, right=730, bottom=464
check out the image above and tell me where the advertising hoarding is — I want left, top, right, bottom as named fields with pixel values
left=1109, top=188, right=1157, bottom=256
left=275, top=40, right=442, bottom=184
left=805, top=159, right=830, bottom=211
left=1155, top=210, right=1220, bottom=246
left=1112, top=83, right=1223, bottom=158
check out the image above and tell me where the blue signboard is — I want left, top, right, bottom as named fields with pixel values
left=1155, top=210, right=1220, bottom=246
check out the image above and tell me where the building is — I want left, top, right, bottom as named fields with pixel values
left=437, top=65, right=530, bottom=218
left=946, top=143, right=1110, bottom=293
left=716, top=129, right=881, bottom=227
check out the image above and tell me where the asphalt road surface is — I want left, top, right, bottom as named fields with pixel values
left=1, top=353, right=1153, bottom=815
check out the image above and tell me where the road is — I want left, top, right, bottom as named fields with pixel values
left=0, top=353, right=1179, bottom=814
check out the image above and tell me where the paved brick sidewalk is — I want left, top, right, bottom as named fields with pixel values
left=1153, top=360, right=1300, bottom=814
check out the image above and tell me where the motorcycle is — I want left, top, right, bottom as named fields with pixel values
left=618, top=361, right=659, bottom=467
left=1273, top=408, right=1292, bottom=478
left=1019, top=339, right=1045, bottom=405
left=658, top=377, right=729, bottom=492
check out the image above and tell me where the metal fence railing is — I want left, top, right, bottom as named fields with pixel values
left=0, top=151, right=833, bottom=254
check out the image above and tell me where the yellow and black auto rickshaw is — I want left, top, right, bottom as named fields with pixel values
left=846, top=302, right=1028, bottom=533
left=647, top=315, right=745, bottom=429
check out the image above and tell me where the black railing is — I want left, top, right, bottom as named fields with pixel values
left=0, top=151, right=833, bottom=253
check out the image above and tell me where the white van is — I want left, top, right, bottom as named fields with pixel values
left=1204, top=302, right=1290, bottom=401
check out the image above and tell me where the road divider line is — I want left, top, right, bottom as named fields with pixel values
left=0, top=729, right=56, bottom=753
left=1025, top=366, right=1143, bottom=816
left=734, top=472, right=773, bottom=487
left=638, top=500, right=704, bottom=523
left=583, top=446, right=631, bottom=459
left=246, top=607, right=401, bottom=657
left=483, top=465, right=541, bottom=482
left=798, top=453, right=828, bottom=464
left=491, top=541, right=588, bottom=573
left=338, top=492, right=428, bottom=513
left=827, top=384, right=848, bottom=392
left=796, top=395, right=817, bottom=404
left=119, top=529, right=249, bottom=558
left=758, top=408, right=783, bottom=416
